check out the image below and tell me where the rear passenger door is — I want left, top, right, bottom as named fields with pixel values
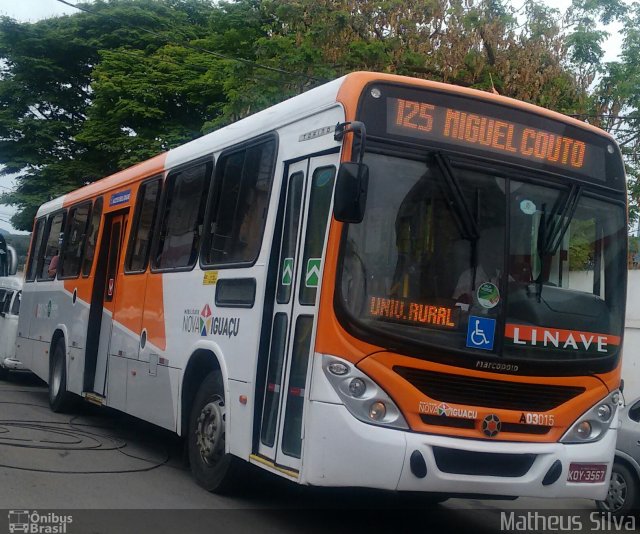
left=110, top=177, right=162, bottom=366
left=90, top=210, right=128, bottom=395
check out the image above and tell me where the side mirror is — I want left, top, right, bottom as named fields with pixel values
left=7, top=245, right=18, bottom=276
left=333, top=162, right=369, bottom=224
left=334, top=121, right=369, bottom=224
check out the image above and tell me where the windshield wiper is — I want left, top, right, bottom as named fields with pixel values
left=534, top=184, right=582, bottom=300
left=433, top=153, right=479, bottom=241
left=433, top=153, right=483, bottom=292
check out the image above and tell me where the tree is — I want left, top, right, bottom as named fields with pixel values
left=591, top=3, right=640, bottom=224
left=561, top=0, right=639, bottom=222
left=0, top=0, right=231, bottom=229
left=0, top=0, right=632, bottom=228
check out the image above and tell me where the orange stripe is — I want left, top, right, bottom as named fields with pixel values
left=505, top=323, right=620, bottom=346
left=63, top=154, right=166, bottom=208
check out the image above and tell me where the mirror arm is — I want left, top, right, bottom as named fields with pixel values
left=334, top=121, right=367, bottom=166
left=6, top=245, right=18, bottom=276
left=335, top=121, right=368, bottom=209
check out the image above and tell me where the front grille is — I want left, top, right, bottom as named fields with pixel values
left=395, top=366, right=584, bottom=411
left=420, top=414, right=475, bottom=429
left=419, top=415, right=551, bottom=435
left=500, top=422, right=551, bottom=435
left=432, top=447, right=536, bottom=477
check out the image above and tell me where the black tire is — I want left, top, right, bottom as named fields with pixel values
left=423, top=493, right=449, bottom=505
left=403, top=491, right=448, bottom=507
left=0, top=365, right=8, bottom=381
left=48, top=340, right=77, bottom=413
left=188, top=371, right=246, bottom=494
left=597, top=462, right=639, bottom=515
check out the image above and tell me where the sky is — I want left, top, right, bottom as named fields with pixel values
left=0, top=0, right=77, bottom=22
left=0, top=0, right=628, bottom=233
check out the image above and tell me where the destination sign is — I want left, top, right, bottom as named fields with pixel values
left=386, top=97, right=605, bottom=180
left=369, top=296, right=459, bottom=330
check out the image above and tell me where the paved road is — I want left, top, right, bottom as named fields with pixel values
left=0, top=372, right=629, bottom=534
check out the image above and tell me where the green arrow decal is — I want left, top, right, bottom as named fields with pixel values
left=282, top=257, right=294, bottom=286
left=305, top=258, right=321, bottom=288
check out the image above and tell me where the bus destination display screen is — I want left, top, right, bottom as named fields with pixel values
left=369, top=296, right=460, bottom=330
left=385, top=96, right=606, bottom=181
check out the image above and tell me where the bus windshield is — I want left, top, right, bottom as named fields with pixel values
left=338, top=151, right=627, bottom=362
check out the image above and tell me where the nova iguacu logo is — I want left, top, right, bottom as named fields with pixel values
left=418, top=401, right=477, bottom=419
left=182, top=304, right=212, bottom=337
left=182, top=305, right=240, bottom=338
left=210, top=317, right=240, bottom=338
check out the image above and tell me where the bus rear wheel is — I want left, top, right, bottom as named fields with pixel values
left=49, top=340, right=76, bottom=413
left=188, top=371, right=245, bottom=494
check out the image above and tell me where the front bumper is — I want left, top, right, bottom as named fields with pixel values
left=2, top=357, right=24, bottom=371
left=303, top=399, right=615, bottom=500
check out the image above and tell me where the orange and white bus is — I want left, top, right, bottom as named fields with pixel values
left=16, top=72, right=627, bottom=499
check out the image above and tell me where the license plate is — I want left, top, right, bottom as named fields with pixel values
left=567, top=463, right=607, bottom=483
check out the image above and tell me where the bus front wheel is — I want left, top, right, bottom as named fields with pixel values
left=188, top=370, right=245, bottom=493
left=48, top=340, right=76, bottom=413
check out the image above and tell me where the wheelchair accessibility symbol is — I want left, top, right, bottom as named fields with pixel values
left=466, top=316, right=496, bottom=350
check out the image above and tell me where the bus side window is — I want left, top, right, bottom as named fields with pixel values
left=37, top=210, right=66, bottom=281
left=82, top=197, right=103, bottom=277
left=203, top=138, right=276, bottom=266
left=60, top=202, right=91, bottom=279
left=25, top=218, right=45, bottom=282
left=126, top=178, right=162, bottom=273
left=153, top=161, right=211, bottom=271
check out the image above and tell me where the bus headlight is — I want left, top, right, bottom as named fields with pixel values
left=369, top=401, right=386, bottom=421
left=328, top=362, right=349, bottom=376
left=348, top=378, right=366, bottom=398
left=560, top=390, right=619, bottom=444
left=596, top=404, right=612, bottom=422
left=323, top=355, right=408, bottom=430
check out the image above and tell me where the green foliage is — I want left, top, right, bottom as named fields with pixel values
left=0, top=0, right=637, bottom=230
left=580, top=2, right=640, bottom=225
left=568, top=218, right=595, bottom=271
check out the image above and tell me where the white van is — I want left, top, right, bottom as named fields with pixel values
left=0, top=276, right=23, bottom=378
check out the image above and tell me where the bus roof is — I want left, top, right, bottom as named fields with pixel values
left=36, top=71, right=613, bottom=217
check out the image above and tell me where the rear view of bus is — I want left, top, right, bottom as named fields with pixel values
left=308, top=74, right=626, bottom=499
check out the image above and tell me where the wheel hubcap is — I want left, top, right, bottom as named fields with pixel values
left=603, top=472, right=627, bottom=512
left=195, top=397, right=225, bottom=466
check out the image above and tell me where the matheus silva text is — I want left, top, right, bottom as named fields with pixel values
left=501, top=511, right=636, bottom=532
